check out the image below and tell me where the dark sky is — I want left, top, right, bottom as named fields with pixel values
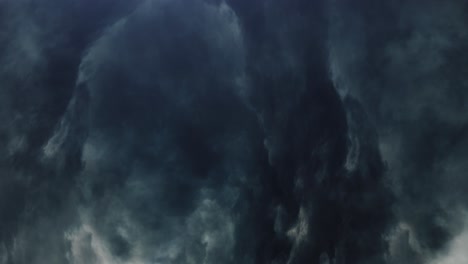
left=1, top=0, right=468, bottom=263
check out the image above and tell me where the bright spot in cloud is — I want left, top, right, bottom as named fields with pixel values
left=430, top=217, right=468, bottom=264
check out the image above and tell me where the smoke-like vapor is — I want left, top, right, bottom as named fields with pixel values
left=328, top=0, right=468, bottom=263
left=0, top=0, right=467, bottom=263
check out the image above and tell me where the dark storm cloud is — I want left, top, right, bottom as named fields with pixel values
left=65, top=0, right=393, bottom=262
left=65, top=1, right=271, bottom=263
left=328, top=0, right=468, bottom=262
left=1, top=0, right=394, bottom=263
left=0, top=0, right=142, bottom=263
left=225, top=1, right=394, bottom=263
left=1, top=0, right=467, bottom=263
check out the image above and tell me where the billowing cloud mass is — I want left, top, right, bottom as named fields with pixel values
left=0, top=0, right=467, bottom=263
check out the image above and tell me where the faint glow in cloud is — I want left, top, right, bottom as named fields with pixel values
left=430, top=215, right=468, bottom=264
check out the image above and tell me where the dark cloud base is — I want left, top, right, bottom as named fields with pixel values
left=0, top=0, right=467, bottom=263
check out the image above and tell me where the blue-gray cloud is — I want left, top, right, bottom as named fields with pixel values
left=1, top=0, right=467, bottom=264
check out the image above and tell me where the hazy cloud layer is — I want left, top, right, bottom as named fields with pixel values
left=0, top=0, right=467, bottom=263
